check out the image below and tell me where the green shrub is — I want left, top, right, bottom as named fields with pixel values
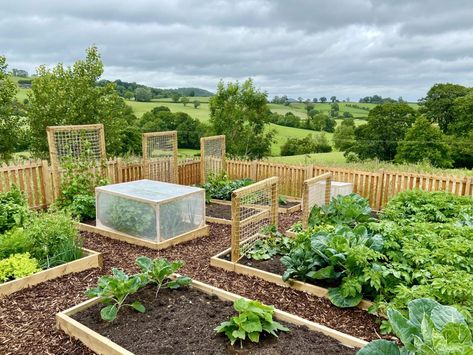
left=215, top=298, right=289, bottom=347
left=381, top=190, right=473, bottom=225
left=0, top=228, right=33, bottom=259
left=308, top=193, right=374, bottom=227
left=0, top=186, right=29, bottom=233
left=0, top=253, right=40, bottom=282
left=26, top=211, right=82, bottom=268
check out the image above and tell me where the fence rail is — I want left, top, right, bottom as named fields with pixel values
left=0, top=158, right=471, bottom=210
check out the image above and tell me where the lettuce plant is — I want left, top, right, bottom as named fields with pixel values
left=215, top=298, right=289, bottom=347
left=357, top=298, right=473, bottom=354
left=85, top=268, right=146, bottom=322
left=0, top=253, right=40, bottom=282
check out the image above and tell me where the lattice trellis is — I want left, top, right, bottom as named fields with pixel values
left=47, top=124, right=106, bottom=199
left=200, top=135, right=226, bottom=183
left=142, top=131, right=178, bottom=183
left=302, top=173, right=332, bottom=228
left=231, top=177, right=278, bottom=262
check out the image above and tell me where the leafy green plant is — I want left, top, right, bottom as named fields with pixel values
left=289, top=221, right=303, bottom=233
left=278, top=195, right=288, bottom=205
left=85, top=268, right=146, bottom=322
left=0, top=228, right=33, bottom=259
left=246, top=226, right=293, bottom=261
left=135, top=256, right=191, bottom=297
left=203, top=173, right=253, bottom=202
left=381, top=189, right=473, bottom=225
left=0, top=253, right=40, bottom=282
left=308, top=193, right=374, bottom=227
left=215, top=298, right=289, bottom=347
left=357, top=298, right=473, bottom=355
left=100, top=195, right=156, bottom=239
left=0, top=185, right=29, bottom=233
left=54, top=142, right=108, bottom=221
left=25, top=211, right=83, bottom=268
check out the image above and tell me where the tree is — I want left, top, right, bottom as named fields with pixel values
left=330, top=96, right=337, bottom=103
left=419, top=83, right=469, bottom=133
left=180, top=96, right=189, bottom=106
left=280, top=134, right=332, bottom=156
left=209, top=79, right=274, bottom=159
left=320, top=97, right=327, bottom=103
left=0, top=56, right=20, bottom=161
left=193, top=100, right=201, bottom=109
left=450, top=91, right=473, bottom=136
left=448, top=131, right=473, bottom=169
left=297, top=97, right=303, bottom=103
left=333, top=124, right=355, bottom=152
left=343, top=111, right=353, bottom=118
left=124, top=91, right=134, bottom=100
left=27, top=46, right=138, bottom=157
left=140, top=109, right=207, bottom=149
left=349, top=102, right=417, bottom=161
left=395, top=117, right=452, bottom=168
left=134, top=87, right=152, bottom=102
left=171, top=93, right=180, bottom=103
left=312, top=97, right=318, bottom=103
left=330, top=102, right=339, bottom=118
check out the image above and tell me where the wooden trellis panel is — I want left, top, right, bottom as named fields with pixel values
left=302, top=173, right=332, bottom=228
left=142, top=131, right=178, bottom=183
left=200, top=135, right=226, bottom=183
left=47, top=124, right=106, bottom=199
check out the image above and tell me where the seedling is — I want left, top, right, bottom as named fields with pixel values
left=215, top=298, right=289, bottom=348
left=135, top=256, right=191, bottom=297
left=85, top=268, right=146, bottom=322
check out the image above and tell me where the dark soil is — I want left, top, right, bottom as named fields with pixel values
left=279, top=201, right=300, bottom=209
left=0, top=210, right=391, bottom=354
left=74, top=286, right=356, bottom=355
left=82, top=219, right=96, bottom=226
left=207, top=202, right=259, bottom=220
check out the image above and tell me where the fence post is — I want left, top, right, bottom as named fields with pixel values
left=250, top=160, right=258, bottom=181
left=41, top=160, right=53, bottom=206
left=376, top=169, right=385, bottom=210
left=117, top=158, right=123, bottom=183
left=231, top=194, right=241, bottom=262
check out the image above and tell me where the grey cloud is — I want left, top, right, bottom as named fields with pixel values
left=1, top=0, right=473, bottom=100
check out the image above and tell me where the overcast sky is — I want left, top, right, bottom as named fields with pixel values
left=1, top=0, right=473, bottom=101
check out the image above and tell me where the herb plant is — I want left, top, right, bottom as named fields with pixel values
left=135, top=256, right=191, bottom=297
left=358, top=298, right=473, bottom=355
left=215, top=298, right=289, bottom=347
left=85, top=268, right=146, bottom=322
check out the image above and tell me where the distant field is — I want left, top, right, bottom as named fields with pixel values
left=13, top=78, right=419, bottom=165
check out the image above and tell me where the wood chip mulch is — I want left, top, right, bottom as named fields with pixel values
left=0, top=212, right=383, bottom=354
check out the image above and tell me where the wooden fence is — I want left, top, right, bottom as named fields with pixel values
left=0, top=158, right=471, bottom=210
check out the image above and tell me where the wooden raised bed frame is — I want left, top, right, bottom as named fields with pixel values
left=0, top=248, right=103, bottom=297
left=79, top=223, right=209, bottom=250
left=210, top=235, right=373, bottom=312
left=205, top=199, right=233, bottom=225
left=56, top=278, right=367, bottom=354
left=278, top=198, right=301, bottom=214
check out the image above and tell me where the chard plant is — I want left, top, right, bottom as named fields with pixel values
left=358, top=298, right=473, bottom=355
left=135, top=256, right=191, bottom=297
left=215, top=298, right=289, bottom=348
left=85, top=268, right=146, bottom=322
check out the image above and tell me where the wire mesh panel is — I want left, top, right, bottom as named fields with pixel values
left=200, top=135, right=226, bottom=183
left=142, top=131, right=178, bottom=183
left=231, top=177, right=278, bottom=262
left=302, top=173, right=332, bottom=228
left=47, top=124, right=106, bottom=199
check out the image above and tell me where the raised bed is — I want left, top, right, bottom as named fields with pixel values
left=278, top=198, right=301, bottom=214
left=0, top=248, right=102, bottom=297
left=210, top=236, right=373, bottom=312
left=79, top=222, right=209, bottom=250
left=56, top=278, right=367, bottom=354
left=205, top=199, right=264, bottom=225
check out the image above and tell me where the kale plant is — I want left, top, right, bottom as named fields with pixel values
left=203, top=173, right=253, bottom=202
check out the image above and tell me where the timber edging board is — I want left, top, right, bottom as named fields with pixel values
left=278, top=199, right=302, bottom=214
left=78, top=223, right=210, bottom=250
left=205, top=199, right=233, bottom=225
left=0, top=248, right=103, bottom=297
left=56, top=278, right=368, bottom=354
left=210, top=246, right=374, bottom=312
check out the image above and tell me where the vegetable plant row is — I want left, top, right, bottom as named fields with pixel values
left=242, top=190, right=473, bottom=353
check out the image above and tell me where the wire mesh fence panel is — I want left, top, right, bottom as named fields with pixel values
left=302, top=173, right=332, bottom=228
left=47, top=124, right=106, bottom=199
left=200, top=135, right=226, bottom=183
left=142, top=131, right=178, bottom=183
left=231, top=177, right=278, bottom=262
